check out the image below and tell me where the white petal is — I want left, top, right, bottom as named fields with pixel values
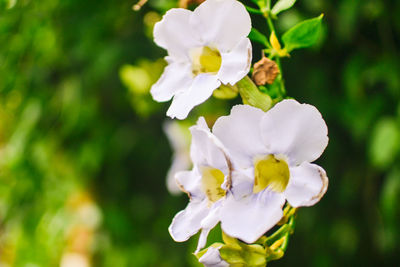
left=150, top=60, right=193, bottom=102
left=154, top=9, right=201, bottom=60
left=190, top=117, right=229, bottom=173
left=167, top=74, right=221, bottom=120
left=284, top=162, right=328, bottom=207
left=164, top=121, right=191, bottom=195
left=217, top=38, right=252, bottom=85
left=169, top=199, right=209, bottom=242
left=260, top=99, right=328, bottom=165
left=220, top=190, right=285, bottom=243
left=199, top=246, right=229, bottom=267
left=192, top=0, right=251, bottom=52
left=197, top=204, right=221, bottom=251
left=229, top=169, right=254, bottom=199
left=213, top=105, right=267, bottom=168
left=175, top=170, right=204, bottom=199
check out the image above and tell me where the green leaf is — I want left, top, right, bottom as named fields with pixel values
left=369, top=118, right=400, bottom=169
left=249, top=28, right=268, bottom=47
left=245, top=5, right=263, bottom=14
left=282, top=14, right=324, bottom=52
left=271, top=0, right=296, bottom=16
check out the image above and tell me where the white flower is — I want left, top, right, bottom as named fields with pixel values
left=212, top=99, right=329, bottom=243
left=151, top=0, right=252, bottom=119
left=168, top=117, right=231, bottom=250
left=163, top=120, right=191, bottom=195
left=199, top=245, right=229, bottom=267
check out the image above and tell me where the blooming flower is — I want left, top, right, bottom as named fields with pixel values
left=151, top=0, right=252, bottom=119
left=168, top=117, right=231, bottom=250
left=212, top=99, right=329, bottom=243
left=163, top=120, right=192, bottom=195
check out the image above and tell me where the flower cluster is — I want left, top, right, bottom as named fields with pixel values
left=149, top=0, right=329, bottom=265
left=169, top=100, right=328, bottom=250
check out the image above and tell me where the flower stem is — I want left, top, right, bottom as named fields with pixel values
left=262, top=0, right=287, bottom=97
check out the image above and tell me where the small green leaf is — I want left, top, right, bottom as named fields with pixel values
left=271, top=0, right=296, bottom=16
left=245, top=5, right=263, bottom=14
left=249, top=28, right=268, bottom=47
left=282, top=14, right=324, bottom=52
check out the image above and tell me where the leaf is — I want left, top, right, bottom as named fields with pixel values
left=249, top=28, right=268, bottom=47
left=271, top=0, right=296, bottom=16
left=369, top=118, right=400, bottom=169
left=245, top=5, right=263, bottom=14
left=282, top=14, right=324, bottom=52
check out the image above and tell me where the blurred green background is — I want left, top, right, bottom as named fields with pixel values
left=0, top=0, right=399, bottom=266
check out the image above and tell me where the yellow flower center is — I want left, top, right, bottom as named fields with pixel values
left=191, top=46, right=222, bottom=75
left=253, top=155, right=290, bottom=193
left=201, top=167, right=226, bottom=203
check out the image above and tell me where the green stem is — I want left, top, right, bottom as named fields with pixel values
left=262, top=1, right=287, bottom=97
left=265, top=224, right=289, bottom=246
left=265, top=215, right=296, bottom=246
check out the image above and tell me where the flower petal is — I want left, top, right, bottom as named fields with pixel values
left=284, top=162, right=328, bottom=207
left=167, top=74, right=221, bottom=120
left=229, top=169, right=254, bottom=199
left=192, top=0, right=251, bottom=52
left=260, top=99, right=328, bottom=165
left=197, top=204, right=221, bottom=251
left=175, top=170, right=203, bottom=199
left=217, top=38, right=252, bottom=85
left=154, top=9, right=201, bottom=60
left=213, top=105, right=267, bottom=168
left=199, top=246, right=229, bottom=267
left=169, top=199, right=209, bottom=242
left=220, top=190, right=285, bottom=243
left=163, top=121, right=191, bottom=195
left=150, top=60, right=193, bottom=102
left=190, top=117, right=229, bottom=173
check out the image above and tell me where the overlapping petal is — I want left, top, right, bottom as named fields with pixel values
left=190, top=117, right=229, bottom=173
left=218, top=38, right=252, bottom=85
left=285, top=162, right=328, bottom=207
left=150, top=61, right=193, bottom=102
left=213, top=105, right=267, bottom=168
left=260, top=99, right=329, bottom=165
left=192, top=0, right=251, bottom=52
left=169, top=199, right=209, bottom=242
left=153, top=9, right=201, bottom=60
left=220, top=190, right=285, bottom=243
left=167, top=74, right=221, bottom=119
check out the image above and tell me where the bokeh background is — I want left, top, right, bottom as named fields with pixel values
left=0, top=0, right=399, bottom=266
